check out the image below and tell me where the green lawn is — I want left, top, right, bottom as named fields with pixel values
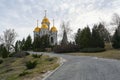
left=0, top=55, right=59, bottom=80
left=68, top=49, right=120, bottom=60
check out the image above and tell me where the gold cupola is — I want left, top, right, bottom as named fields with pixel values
left=42, top=10, right=50, bottom=24
left=34, top=20, right=40, bottom=32
left=41, top=23, right=48, bottom=29
left=42, top=17, right=50, bottom=23
left=50, top=19, right=57, bottom=32
left=34, top=27, right=40, bottom=32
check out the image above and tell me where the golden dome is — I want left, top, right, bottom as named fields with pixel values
left=42, top=17, right=50, bottom=23
left=34, top=27, right=40, bottom=32
left=41, top=23, right=48, bottom=29
left=50, top=26, right=57, bottom=32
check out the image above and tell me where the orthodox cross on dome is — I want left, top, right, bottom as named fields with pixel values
left=37, top=20, right=39, bottom=27
left=44, top=10, right=47, bottom=18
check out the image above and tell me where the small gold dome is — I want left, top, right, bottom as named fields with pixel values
left=41, top=23, right=48, bottom=29
left=50, top=26, right=57, bottom=32
left=42, top=17, right=50, bottom=23
left=34, top=27, right=40, bottom=32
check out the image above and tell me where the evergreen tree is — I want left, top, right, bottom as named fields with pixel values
left=61, top=30, right=68, bottom=45
left=112, top=28, right=120, bottom=48
left=24, top=35, right=32, bottom=50
left=79, top=27, right=91, bottom=48
left=41, top=35, right=50, bottom=48
left=15, top=41, right=19, bottom=52
left=0, top=44, right=9, bottom=58
left=91, top=25, right=105, bottom=48
left=33, top=36, right=41, bottom=50
left=21, top=38, right=25, bottom=50
left=33, top=35, right=50, bottom=51
left=15, top=40, right=22, bottom=52
left=75, top=28, right=81, bottom=46
left=75, top=25, right=105, bottom=49
left=97, top=23, right=110, bottom=42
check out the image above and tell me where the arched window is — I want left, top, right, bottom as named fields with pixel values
left=51, top=37, right=54, bottom=43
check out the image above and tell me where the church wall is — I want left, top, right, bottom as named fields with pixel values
left=34, top=30, right=57, bottom=45
left=34, top=32, right=39, bottom=38
left=39, top=29, right=49, bottom=37
left=49, top=32, right=57, bottom=45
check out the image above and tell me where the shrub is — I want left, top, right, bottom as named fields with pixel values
left=0, top=59, right=3, bottom=64
left=79, top=48, right=105, bottom=53
left=9, top=52, right=16, bottom=57
left=25, top=60, right=37, bottom=69
left=53, top=43, right=79, bottom=53
left=19, top=71, right=29, bottom=76
left=32, top=54, right=43, bottom=58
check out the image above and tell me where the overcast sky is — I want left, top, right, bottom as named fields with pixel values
left=0, top=0, right=120, bottom=41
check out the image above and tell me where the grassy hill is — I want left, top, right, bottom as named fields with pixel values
left=0, top=54, right=59, bottom=80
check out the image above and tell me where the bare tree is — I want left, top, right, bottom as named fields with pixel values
left=61, top=21, right=72, bottom=34
left=112, top=13, right=120, bottom=26
left=59, top=21, right=72, bottom=41
left=0, top=29, right=17, bottom=52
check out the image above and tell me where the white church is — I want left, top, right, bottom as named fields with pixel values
left=33, top=11, right=58, bottom=45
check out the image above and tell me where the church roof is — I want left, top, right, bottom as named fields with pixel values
left=34, top=11, right=58, bottom=32
left=42, top=17, right=50, bottom=23
left=50, top=26, right=57, bottom=32
left=34, top=27, right=40, bottom=32
left=41, top=23, right=48, bottom=29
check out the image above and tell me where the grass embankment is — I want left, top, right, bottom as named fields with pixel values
left=69, top=49, right=120, bottom=60
left=69, top=43, right=120, bottom=60
left=0, top=55, right=59, bottom=80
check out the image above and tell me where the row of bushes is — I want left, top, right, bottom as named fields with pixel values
left=9, top=51, right=30, bottom=58
left=33, top=48, right=46, bottom=52
left=53, top=44, right=79, bottom=53
left=53, top=43, right=105, bottom=53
